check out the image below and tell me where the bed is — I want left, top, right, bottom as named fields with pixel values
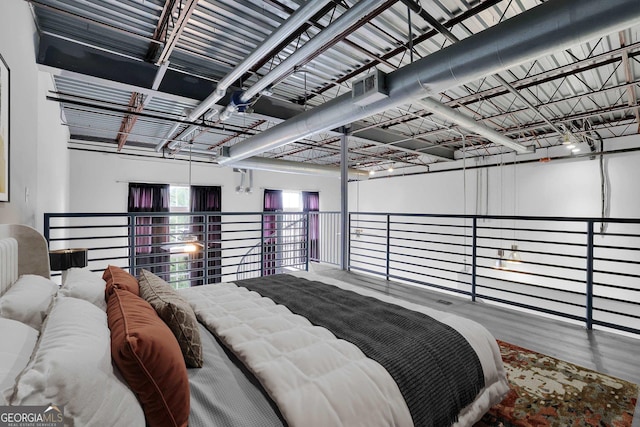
left=0, top=224, right=509, bottom=427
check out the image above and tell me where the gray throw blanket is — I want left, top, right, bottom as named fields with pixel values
left=236, top=274, right=485, bottom=427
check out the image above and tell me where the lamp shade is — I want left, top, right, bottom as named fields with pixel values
left=49, top=248, right=88, bottom=271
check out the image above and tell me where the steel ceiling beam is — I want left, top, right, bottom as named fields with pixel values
left=155, top=0, right=199, bottom=65
left=116, top=92, right=145, bottom=150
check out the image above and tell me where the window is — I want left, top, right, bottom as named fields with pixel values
left=263, top=190, right=320, bottom=275
left=282, top=191, right=302, bottom=212
left=169, top=186, right=191, bottom=289
left=170, top=185, right=190, bottom=211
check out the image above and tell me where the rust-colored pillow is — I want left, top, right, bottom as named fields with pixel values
left=138, top=269, right=203, bottom=368
left=103, top=265, right=139, bottom=301
left=107, top=288, right=189, bottom=427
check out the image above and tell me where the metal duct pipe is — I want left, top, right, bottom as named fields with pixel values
left=157, top=0, right=332, bottom=152
left=218, top=0, right=640, bottom=164
left=416, top=98, right=531, bottom=153
left=218, top=0, right=390, bottom=122
left=185, top=146, right=368, bottom=178
left=221, top=155, right=368, bottom=179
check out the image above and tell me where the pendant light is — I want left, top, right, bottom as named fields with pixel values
left=494, top=248, right=506, bottom=270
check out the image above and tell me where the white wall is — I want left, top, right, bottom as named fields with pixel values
left=36, top=72, right=70, bottom=230
left=0, top=0, right=69, bottom=229
left=350, top=134, right=640, bottom=219
left=67, top=150, right=341, bottom=213
left=0, top=0, right=39, bottom=225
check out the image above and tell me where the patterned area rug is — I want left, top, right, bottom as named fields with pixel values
left=475, top=340, right=638, bottom=427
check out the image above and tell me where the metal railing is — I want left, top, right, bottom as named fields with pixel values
left=44, top=211, right=342, bottom=287
left=43, top=211, right=640, bottom=336
left=349, top=213, right=640, bottom=336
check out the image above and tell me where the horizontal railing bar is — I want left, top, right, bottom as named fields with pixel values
left=390, top=221, right=470, bottom=230
left=390, top=265, right=465, bottom=285
left=476, top=235, right=587, bottom=247
left=386, top=272, right=471, bottom=297
left=590, top=320, right=640, bottom=335
left=475, top=272, right=585, bottom=290
left=49, top=235, right=130, bottom=241
left=477, top=283, right=586, bottom=306
left=48, top=224, right=129, bottom=230
left=594, top=255, right=640, bottom=265
left=593, top=244, right=640, bottom=251
left=593, top=282, right=640, bottom=292
left=390, top=246, right=467, bottom=258
left=592, top=269, right=640, bottom=279
left=474, top=294, right=586, bottom=322
left=355, top=212, right=640, bottom=223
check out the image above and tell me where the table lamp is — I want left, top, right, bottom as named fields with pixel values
left=49, top=248, right=88, bottom=282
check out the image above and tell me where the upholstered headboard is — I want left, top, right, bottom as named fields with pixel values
left=0, top=224, right=51, bottom=292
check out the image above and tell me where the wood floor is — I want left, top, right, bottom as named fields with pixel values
left=311, top=264, right=640, bottom=427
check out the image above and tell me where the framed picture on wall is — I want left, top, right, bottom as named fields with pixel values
left=0, top=53, right=9, bottom=202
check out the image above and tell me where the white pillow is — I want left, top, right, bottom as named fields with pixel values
left=59, top=267, right=107, bottom=311
left=0, top=274, right=58, bottom=330
left=0, top=318, right=38, bottom=404
left=10, top=297, right=145, bottom=426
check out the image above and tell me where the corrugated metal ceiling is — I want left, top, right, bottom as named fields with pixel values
left=30, top=0, right=640, bottom=174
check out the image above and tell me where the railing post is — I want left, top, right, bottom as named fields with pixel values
left=586, top=220, right=594, bottom=330
left=43, top=213, right=51, bottom=245
left=129, top=213, right=136, bottom=274
left=346, top=213, right=351, bottom=270
left=340, top=127, right=349, bottom=271
left=303, top=211, right=311, bottom=271
left=260, top=213, right=265, bottom=277
left=386, top=214, right=391, bottom=281
left=204, top=213, right=209, bottom=285
left=471, top=217, right=477, bottom=302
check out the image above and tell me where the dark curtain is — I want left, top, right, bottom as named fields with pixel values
left=128, top=183, right=170, bottom=279
left=263, top=189, right=283, bottom=276
left=303, top=191, right=320, bottom=262
left=190, top=186, right=222, bottom=286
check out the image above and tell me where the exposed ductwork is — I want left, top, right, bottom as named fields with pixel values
left=226, top=156, right=369, bottom=179
left=156, top=0, right=333, bottom=152
left=218, top=0, right=640, bottom=165
left=217, top=0, right=391, bottom=123
left=416, top=98, right=532, bottom=154
left=188, top=145, right=368, bottom=178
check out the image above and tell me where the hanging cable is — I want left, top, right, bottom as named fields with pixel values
left=597, top=132, right=609, bottom=234
left=188, top=142, right=192, bottom=188
left=462, top=134, right=467, bottom=266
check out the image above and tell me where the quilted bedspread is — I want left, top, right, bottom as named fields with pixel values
left=181, top=282, right=414, bottom=427
left=180, top=272, right=509, bottom=427
left=236, top=274, right=485, bottom=427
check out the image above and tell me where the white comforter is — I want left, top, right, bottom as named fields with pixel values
left=180, top=272, right=509, bottom=427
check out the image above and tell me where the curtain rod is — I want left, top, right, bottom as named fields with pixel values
left=116, top=180, right=225, bottom=187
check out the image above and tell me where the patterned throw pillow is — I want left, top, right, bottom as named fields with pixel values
left=138, top=269, right=203, bottom=368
